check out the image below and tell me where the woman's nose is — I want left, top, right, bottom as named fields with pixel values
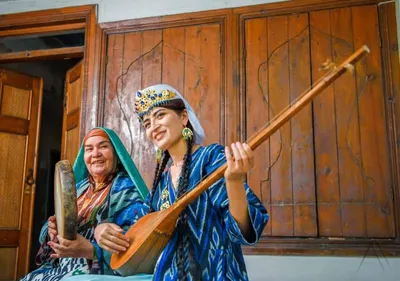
left=92, top=147, right=102, bottom=156
left=150, top=121, right=160, bottom=133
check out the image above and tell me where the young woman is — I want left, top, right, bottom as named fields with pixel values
left=95, top=84, right=269, bottom=281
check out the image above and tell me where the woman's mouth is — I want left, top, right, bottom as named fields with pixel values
left=154, top=132, right=165, bottom=141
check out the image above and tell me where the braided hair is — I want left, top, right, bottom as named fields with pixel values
left=148, top=99, right=202, bottom=280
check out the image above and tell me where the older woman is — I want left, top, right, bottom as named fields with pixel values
left=20, top=127, right=149, bottom=281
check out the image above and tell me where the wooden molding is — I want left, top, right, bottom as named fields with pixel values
left=0, top=5, right=95, bottom=29
left=99, top=0, right=384, bottom=31
left=0, top=22, right=85, bottom=37
left=0, top=46, right=84, bottom=63
left=243, top=237, right=400, bottom=256
left=236, top=0, right=384, bottom=19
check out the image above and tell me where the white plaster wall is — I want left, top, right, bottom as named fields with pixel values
left=1, top=0, right=400, bottom=280
left=0, top=0, right=286, bottom=23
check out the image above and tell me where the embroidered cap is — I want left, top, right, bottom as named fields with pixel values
left=134, top=84, right=205, bottom=145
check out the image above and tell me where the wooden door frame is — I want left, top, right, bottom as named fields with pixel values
left=97, top=0, right=400, bottom=256
left=0, top=5, right=99, bottom=277
left=0, top=4, right=100, bottom=143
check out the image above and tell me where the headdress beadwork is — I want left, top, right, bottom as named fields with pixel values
left=135, top=89, right=177, bottom=117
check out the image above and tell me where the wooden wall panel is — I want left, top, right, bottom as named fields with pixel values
left=245, top=17, right=270, bottom=236
left=311, top=8, right=361, bottom=237
left=245, top=13, right=316, bottom=237
left=352, top=6, right=394, bottom=237
left=288, top=14, right=316, bottom=237
left=310, top=6, right=395, bottom=238
left=268, top=15, right=293, bottom=237
left=103, top=24, right=222, bottom=189
left=330, top=7, right=363, bottom=237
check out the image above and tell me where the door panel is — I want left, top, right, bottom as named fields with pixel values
left=61, top=60, right=83, bottom=164
left=0, top=68, right=43, bottom=280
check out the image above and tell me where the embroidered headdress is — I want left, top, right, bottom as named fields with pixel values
left=134, top=84, right=205, bottom=145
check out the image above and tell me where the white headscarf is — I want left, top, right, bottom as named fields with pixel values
left=134, top=84, right=205, bottom=145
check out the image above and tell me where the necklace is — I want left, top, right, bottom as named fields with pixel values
left=94, top=182, right=106, bottom=192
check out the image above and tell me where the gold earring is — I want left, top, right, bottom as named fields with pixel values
left=156, top=148, right=163, bottom=163
left=182, top=127, right=193, bottom=141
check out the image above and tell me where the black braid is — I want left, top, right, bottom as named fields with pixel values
left=175, top=136, right=203, bottom=281
left=149, top=150, right=170, bottom=212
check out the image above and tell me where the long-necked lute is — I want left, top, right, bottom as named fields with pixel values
left=110, top=45, right=370, bottom=276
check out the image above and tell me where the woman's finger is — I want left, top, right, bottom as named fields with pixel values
left=100, top=243, right=119, bottom=254
left=57, top=235, right=69, bottom=246
left=109, top=223, right=123, bottom=232
left=49, top=229, right=58, bottom=241
left=108, top=234, right=130, bottom=248
left=230, top=142, right=243, bottom=169
left=225, top=146, right=234, bottom=166
left=108, top=224, right=130, bottom=242
left=104, top=236, right=128, bottom=252
left=106, top=229, right=129, bottom=245
left=236, top=142, right=251, bottom=171
left=100, top=238, right=124, bottom=254
left=242, top=143, right=254, bottom=168
left=48, top=241, right=65, bottom=253
left=50, top=253, right=59, bottom=259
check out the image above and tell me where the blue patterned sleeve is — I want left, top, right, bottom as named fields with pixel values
left=97, top=173, right=151, bottom=273
left=39, top=221, right=48, bottom=244
left=204, top=144, right=269, bottom=245
left=34, top=221, right=57, bottom=266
